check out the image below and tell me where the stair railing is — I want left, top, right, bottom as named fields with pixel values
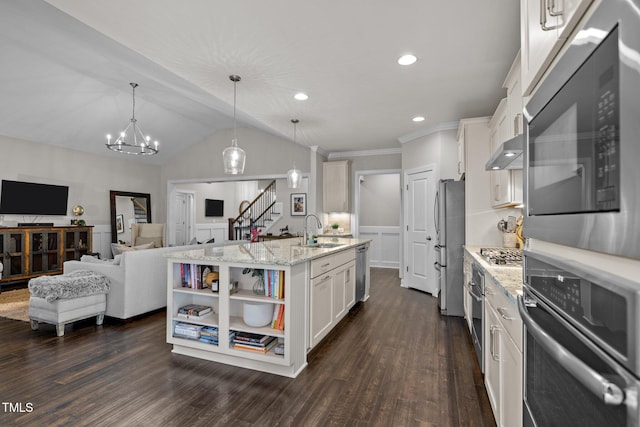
left=228, top=180, right=277, bottom=240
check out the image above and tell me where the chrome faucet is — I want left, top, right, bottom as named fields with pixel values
left=303, top=214, right=322, bottom=243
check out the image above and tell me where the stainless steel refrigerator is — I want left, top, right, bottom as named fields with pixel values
left=434, top=179, right=465, bottom=317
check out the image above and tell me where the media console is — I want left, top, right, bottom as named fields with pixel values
left=0, top=225, right=93, bottom=287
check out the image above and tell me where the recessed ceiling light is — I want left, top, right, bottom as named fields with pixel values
left=398, top=54, right=417, bottom=65
left=294, top=92, right=309, bottom=101
left=412, top=116, right=425, bottom=122
left=504, top=152, right=516, bottom=157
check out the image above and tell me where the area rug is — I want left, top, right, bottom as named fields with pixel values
left=0, top=288, right=30, bottom=322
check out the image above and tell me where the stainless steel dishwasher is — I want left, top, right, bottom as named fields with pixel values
left=355, top=243, right=370, bottom=301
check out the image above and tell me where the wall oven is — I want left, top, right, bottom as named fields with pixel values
left=518, top=249, right=640, bottom=426
left=523, top=0, right=640, bottom=259
left=469, top=262, right=484, bottom=372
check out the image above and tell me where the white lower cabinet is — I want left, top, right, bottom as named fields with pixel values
left=310, top=273, right=333, bottom=346
left=309, top=250, right=356, bottom=348
left=463, top=252, right=473, bottom=333
left=484, top=274, right=523, bottom=427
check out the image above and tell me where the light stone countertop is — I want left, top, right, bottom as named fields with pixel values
left=464, top=245, right=523, bottom=305
left=165, top=237, right=371, bottom=267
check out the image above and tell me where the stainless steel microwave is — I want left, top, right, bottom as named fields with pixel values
left=523, top=0, right=640, bottom=260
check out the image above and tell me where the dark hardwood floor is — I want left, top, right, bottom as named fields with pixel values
left=0, top=268, right=495, bottom=427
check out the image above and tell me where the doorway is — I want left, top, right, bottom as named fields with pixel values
left=354, top=170, right=401, bottom=269
left=170, top=190, right=195, bottom=246
left=403, top=165, right=438, bottom=295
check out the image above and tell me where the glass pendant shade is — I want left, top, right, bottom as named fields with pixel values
left=223, top=75, right=245, bottom=175
left=287, top=165, right=302, bottom=188
left=287, top=118, right=302, bottom=188
left=223, top=140, right=246, bottom=175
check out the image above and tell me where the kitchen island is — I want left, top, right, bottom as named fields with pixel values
left=165, top=237, right=370, bottom=378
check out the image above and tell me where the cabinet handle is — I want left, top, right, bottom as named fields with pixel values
left=547, top=0, right=562, bottom=17
left=323, top=275, right=331, bottom=281
left=321, top=263, right=331, bottom=268
left=495, top=184, right=500, bottom=201
left=497, top=307, right=513, bottom=321
left=490, top=325, right=500, bottom=361
left=514, top=113, right=521, bottom=136
left=540, top=0, right=559, bottom=31
left=458, top=161, right=462, bottom=174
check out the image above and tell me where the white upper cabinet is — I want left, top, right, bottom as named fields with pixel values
left=323, top=160, right=351, bottom=213
left=489, top=99, right=517, bottom=208
left=457, top=125, right=466, bottom=178
left=521, top=0, right=593, bottom=95
left=504, top=51, right=523, bottom=138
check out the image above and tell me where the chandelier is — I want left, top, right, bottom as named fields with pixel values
left=106, top=83, right=158, bottom=155
left=223, top=75, right=246, bottom=174
left=287, top=119, right=302, bottom=188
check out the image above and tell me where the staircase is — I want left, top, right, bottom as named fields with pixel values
left=132, top=198, right=148, bottom=223
left=228, top=180, right=281, bottom=240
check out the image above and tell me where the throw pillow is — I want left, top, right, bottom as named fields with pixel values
left=111, top=242, right=155, bottom=256
left=135, top=236, right=163, bottom=248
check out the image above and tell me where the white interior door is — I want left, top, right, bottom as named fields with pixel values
left=404, top=167, right=437, bottom=295
left=173, top=192, right=187, bottom=246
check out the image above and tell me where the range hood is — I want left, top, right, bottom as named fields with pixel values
left=485, top=134, right=523, bottom=170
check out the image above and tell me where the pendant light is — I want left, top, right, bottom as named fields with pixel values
left=106, top=83, right=158, bottom=155
left=287, top=119, right=302, bottom=189
left=223, top=75, right=246, bottom=175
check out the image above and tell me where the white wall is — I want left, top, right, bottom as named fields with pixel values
left=402, top=129, right=457, bottom=177
left=0, top=135, right=161, bottom=228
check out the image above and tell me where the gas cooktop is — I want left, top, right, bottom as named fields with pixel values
left=478, top=247, right=522, bottom=266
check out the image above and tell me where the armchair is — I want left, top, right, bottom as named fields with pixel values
left=131, top=223, right=166, bottom=248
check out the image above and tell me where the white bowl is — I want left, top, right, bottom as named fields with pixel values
left=243, top=302, right=272, bottom=327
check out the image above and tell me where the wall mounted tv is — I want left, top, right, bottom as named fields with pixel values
left=205, top=199, right=224, bottom=217
left=0, top=180, right=69, bottom=215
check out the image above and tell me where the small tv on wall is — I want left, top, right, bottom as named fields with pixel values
left=205, top=199, right=224, bottom=217
left=0, top=180, right=69, bottom=215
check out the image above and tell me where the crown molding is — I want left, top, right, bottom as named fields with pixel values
left=327, top=147, right=402, bottom=160
left=397, top=121, right=460, bottom=144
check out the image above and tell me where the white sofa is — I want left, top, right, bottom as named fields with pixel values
left=63, top=242, right=234, bottom=320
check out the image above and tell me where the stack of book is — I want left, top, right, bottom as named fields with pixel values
left=174, top=322, right=203, bottom=339
left=199, top=326, right=219, bottom=346
left=233, top=331, right=278, bottom=353
left=177, top=304, right=213, bottom=319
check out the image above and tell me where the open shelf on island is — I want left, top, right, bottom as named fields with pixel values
left=229, top=317, right=285, bottom=338
left=229, top=289, right=284, bottom=304
left=172, top=311, right=219, bottom=327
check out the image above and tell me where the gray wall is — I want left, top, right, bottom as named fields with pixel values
left=401, top=129, right=458, bottom=179
left=0, top=134, right=161, bottom=227
left=359, top=173, right=400, bottom=226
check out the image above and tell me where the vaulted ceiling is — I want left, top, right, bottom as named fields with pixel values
left=0, top=0, right=520, bottom=165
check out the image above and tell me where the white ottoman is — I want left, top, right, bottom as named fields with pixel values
left=29, top=293, right=106, bottom=337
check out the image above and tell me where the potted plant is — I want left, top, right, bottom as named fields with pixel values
left=331, top=223, right=339, bottom=234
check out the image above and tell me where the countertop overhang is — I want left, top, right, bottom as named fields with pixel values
left=165, top=237, right=371, bottom=267
left=464, top=245, right=523, bottom=304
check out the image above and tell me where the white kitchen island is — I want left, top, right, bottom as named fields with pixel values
left=165, top=237, right=370, bottom=378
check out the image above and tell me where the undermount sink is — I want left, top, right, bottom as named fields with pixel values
left=297, top=242, right=345, bottom=249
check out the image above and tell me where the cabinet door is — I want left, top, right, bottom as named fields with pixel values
left=484, top=303, right=502, bottom=425
left=332, top=267, right=346, bottom=322
left=323, top=161, right=350, bottom=212
left=500, top=332, right=523, bottom=427
left=310, top=273, right=333, bottom=347
left=344, top=261, right=356, bottom=310
left=463, top=254, right=473, bottom=333
left=490, top=170, right=512, bottom=208
left=521, top=0, right=559, bottom=95
left=457, top=129, right=466, bottom=177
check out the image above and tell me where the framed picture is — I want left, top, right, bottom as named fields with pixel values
left=116, top=214, right=124, bottom=234
left=291, top=193, right=306, bottom=216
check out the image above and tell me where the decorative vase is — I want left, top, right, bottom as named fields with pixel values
left=253, top=276, right=265, bottom=295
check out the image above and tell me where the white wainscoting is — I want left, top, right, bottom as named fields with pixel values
left=358, top=226, right=400, bottom=269
left=195, top=223, right=228, bottom=244
left=92, top=224, right=112, bottom=259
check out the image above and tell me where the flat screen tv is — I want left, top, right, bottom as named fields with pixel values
left=205, top=199, right=224, bottom=217
left=0, top=180, right=69, bottom=215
